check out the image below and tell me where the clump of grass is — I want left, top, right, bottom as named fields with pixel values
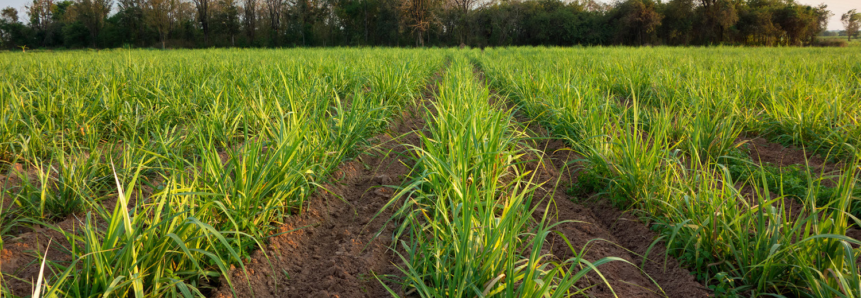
left=385, top=54, right=623, bottom=297
left=38, top=160, right=253, bottom=298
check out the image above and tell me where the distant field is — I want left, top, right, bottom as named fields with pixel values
left=1, top=47, right=859, bottom=297
left=818, top=35, right=861, bottom=47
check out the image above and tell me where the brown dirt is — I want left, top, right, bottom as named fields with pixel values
left=737, top=183, right=807, bottom=220
left=477, top=65, right=709, bottom=297
left=0, top=160, right=149, bottom=295
left=733, top=135, right=853, bottom=225
left=484, top=67, right=709, bottom=297
left=522, top=135, right=710, bottom=298
left=0, top=217, right=76, bottom=296
left=0, top=160, right=90, bottom=296
left=210, top=69, right=441, bottom=298
left=211, top=120, right=421, bottom=298
left=737, top=136, right=840, bottom=174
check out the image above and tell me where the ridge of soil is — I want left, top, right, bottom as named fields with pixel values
left=734, top=135, right=858, bottom=231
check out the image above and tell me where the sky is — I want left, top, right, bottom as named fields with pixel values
left=0, top=0, right=858, bottom=30
left=796, top=0, right=861, bottom=30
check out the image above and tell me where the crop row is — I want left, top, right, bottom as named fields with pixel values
left=478, top=47, right=861, bottom=161
left=476, top=47, right=861, bottom=297
left=0, top=48, right=444, bottom=297
left=1, top=47, right=859, bottom=297
left=385, top=54, right=622, bottom=297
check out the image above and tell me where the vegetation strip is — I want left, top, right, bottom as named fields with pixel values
left=475, top=47, right=861, bottom=297
left=211, top=101, right=430, bottom=297
left=0, top=49, right=443, bottom=297
left=0, top=0, right=848, bottom=49
left=476, top=61, right=710, bottom=298
left=381, top=54, right=625, bottom=297
left=2, top=47, right=859, bottom=298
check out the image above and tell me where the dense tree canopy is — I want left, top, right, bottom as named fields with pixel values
left=0, top=0, right=839, bottom=49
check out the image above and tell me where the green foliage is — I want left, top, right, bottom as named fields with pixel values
left=2, top=46, right=859, bottom=298
left=61, top=21, right=90, bottom=48
left=0, top=48, right=446, bottom=297
left=568, top=170, right=605, bottom=198
left=719, top=146, right=861, bottom=217
left=0, top=0, right=833, bottom=49
left=477, top=47, right=861, bottom=297
left=385, top=53, right=623, bottom=297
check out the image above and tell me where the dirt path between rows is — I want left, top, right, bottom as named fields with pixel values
left=211, top=69, right=441, bottom=298
left=474, top=64, right=710, bottom=297
left=516, top=122, right=710, bottom=298
left=736, top=136, right=841, bottom=174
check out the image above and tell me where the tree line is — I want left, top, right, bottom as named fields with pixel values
left=0, top=0, right=854, bottom=49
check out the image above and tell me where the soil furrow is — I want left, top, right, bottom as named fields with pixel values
left=475, top=64, right=710, bottom=298
left=211, top=69, right=442, bottom=298
left=520, top=124, right=710, bottom=298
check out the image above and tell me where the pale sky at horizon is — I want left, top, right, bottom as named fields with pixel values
left=796, top=0, right=860, bottom=30
left=0, top=0, right=858, bottom=30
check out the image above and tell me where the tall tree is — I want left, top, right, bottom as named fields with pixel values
left=698, top=0, right=737, bottom=43
left=144, top=0, right=175, bottom=48
left=215, top=0, right=240, bottom=45
left=449, top=0, right=477, bottom=44
left=74, top=0, right=112, bottom=46
left=287, top=0, right=331, bottom=46
left=116, top=0, right=145, bottom=46
left=621, top=0, right=662, bottom=45
left=399, top=0, right=439, bottom=46
left=27, top=0, right=55, bottom=32
left=193, top=0, right=212, bottom=44
left=660, top=0, right=694, bottom=45
left=244, top=0, right=257, bottom=42
left=0, top=7, right=22, bottom=48
left=810, top=4, right=831, bottom=44
left=842, top=9, right=860, bottom=41
left=265, top=0, right=283, bottom=44
left=1, top=7, right=19, bottom=23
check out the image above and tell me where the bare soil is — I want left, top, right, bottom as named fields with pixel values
left=0, top=156, right=157, bottom=297
left=477, top=65, right=709, bottom=297
left=210, top=68, right=441, bottom=298
left=0, top=217, right=76, bottom=296
left=737, top=136, right=841, bottom=174
left=521, top=133, right=710, bottom=298
left=210, top=112, right=424, bottom=298
left=735, top=135, right=857, bottom=232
